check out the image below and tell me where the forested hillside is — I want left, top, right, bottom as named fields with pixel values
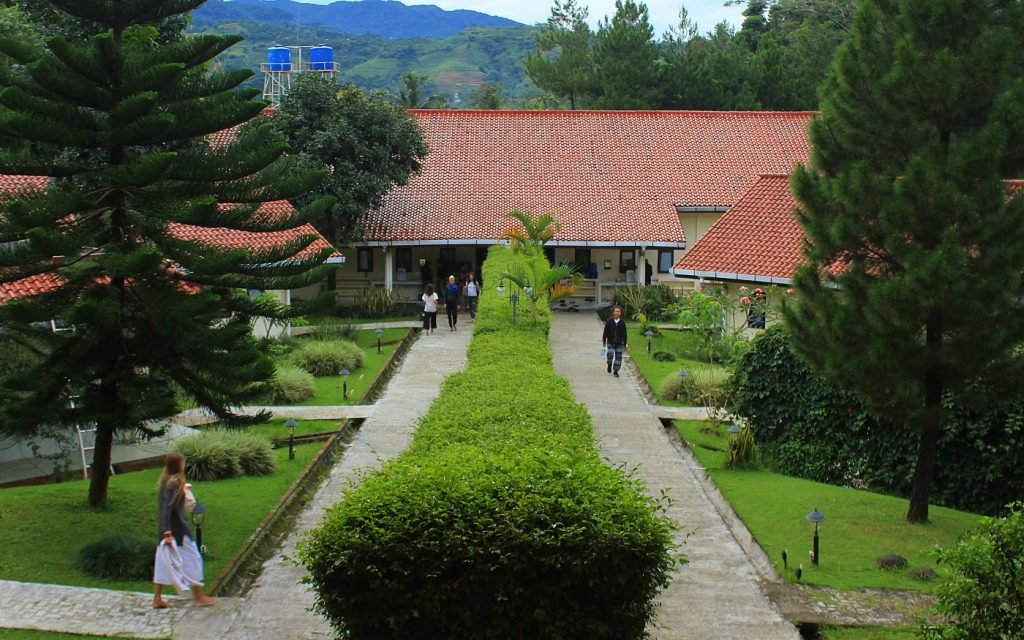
left=192, top=20, right=540, bottom=102
left=192, top=0, right=523, bottom=38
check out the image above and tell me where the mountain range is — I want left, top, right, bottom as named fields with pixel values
left=192, top=0, right=524, bottom=39
left=190, top=0, right=541, bottom=103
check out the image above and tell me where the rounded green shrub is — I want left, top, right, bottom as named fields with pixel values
left=659, top=370, right=700, bottom=404
left=291, top=339, right=364, bottom=376
left=79, top=534, right=154, bottom=580
left=173, top=434, right=240, bottom=481
left=172, top=429, right=275, bottom=480
left=263, top=364, right=316, bottom=404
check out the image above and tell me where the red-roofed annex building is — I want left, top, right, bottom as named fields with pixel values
left=0, top=176, right=344, bottom=339
left=335, top=109, right=814, bottom=304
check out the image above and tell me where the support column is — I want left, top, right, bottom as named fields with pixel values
left=383, top=246, right=393, bottom=291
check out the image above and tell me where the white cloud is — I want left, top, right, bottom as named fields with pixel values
left=296, top=0, right=745, bottom=37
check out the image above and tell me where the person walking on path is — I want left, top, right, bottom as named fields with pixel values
left=152, top=452, right=215, bottom=609
left=422, top=283, right=439, bottom=335
left=444, top=274, right=461, bottom=331
left=463, top=273, right=480, bottom=320
left=602, top=305, right=628, bottom=377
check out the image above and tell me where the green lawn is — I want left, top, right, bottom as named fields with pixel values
left=0, top=441, right=322, bottom=592
left=281, top=327, right=409, bottom=406
left=1, top=632, right=147, bottom=640
left=676, top=420, right=982, bottom=592
left=628, top=328, right=730, bottom=405
left=821, top=627, right=919, bottom=640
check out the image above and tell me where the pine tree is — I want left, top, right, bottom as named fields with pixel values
left=786, top=0, right=1024, bottom=523
left=0, top=0, right=336, bottom=506
left=524, top=0, right=596, bottom=110
left=592, top=0, right=661, bottom=109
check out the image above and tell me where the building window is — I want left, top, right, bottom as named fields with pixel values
left=573, top=248, right=593, bottom=277
left=357, top=247, right=373, bottom=272
left=658, top=249, right=674, bottom=273
left=619, top=249, right=636, bottom=273
left=396, top=247, right=412, bottom=271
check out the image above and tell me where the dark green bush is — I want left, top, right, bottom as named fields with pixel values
left=728, top=325, right=1024, bottom=514
left=291, top=339, right=364, bottom=376
left=262, top=364, right=316, bottom=404
left=299, top=246, right=678, bottom=639
left=79, top=534, right=154, bottom=580
left=923, top=503, right=1024, bottom=640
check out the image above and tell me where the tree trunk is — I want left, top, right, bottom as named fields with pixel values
left=907, top=315, right=943, bottom=524
left=87, top=420, right=114, bottom=507
left=326, top=268, right=337, bottom=291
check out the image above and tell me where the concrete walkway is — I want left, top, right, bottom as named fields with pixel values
left=550, top=314, right=800, bottom=640
left=0, top=317, right=803, bottom=639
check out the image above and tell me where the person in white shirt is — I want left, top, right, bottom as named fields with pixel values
left=421, top=284, right=439, bottom=335
left=463, top=273, right=480, bottom=320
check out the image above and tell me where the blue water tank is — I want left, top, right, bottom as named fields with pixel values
left=309, top=45, right=334, bottom=71
left=267, top=46, right=291, bottom=71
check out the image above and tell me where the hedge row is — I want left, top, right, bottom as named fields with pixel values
left=728, top=325, right=1024, bottom=515
left=299, top=246, right=678, bottom=639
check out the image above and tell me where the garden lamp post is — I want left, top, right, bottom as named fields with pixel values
left=339, top=368, right=350, bottom=401
left=644, top=329, right=655, bottom=354
left=523, top=278, right=532, bottom=298
left=497, top=279, right=506, bottom=297
left=190, top=501, right=207, bottom=555
left=728, top=422, right=742, bottom=438
left=285, top=418, right=297, bottom=461
left=806, top=508, right=826, bottom=566
left=510, top=291, right=519, bottom=325
left=677, top=368, right=689, bottom=379
left=375, top=327, right=384, bottom=353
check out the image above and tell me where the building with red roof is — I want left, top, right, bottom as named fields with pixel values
left=339, top=109, right=813, bottom=303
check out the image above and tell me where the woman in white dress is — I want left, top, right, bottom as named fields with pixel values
left=152, top=452, right=215, bottom=609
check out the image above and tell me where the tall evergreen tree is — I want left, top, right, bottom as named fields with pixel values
left=270, top=75, right=426, bottom=291
left=786, top=0, right=1024, bottom=523
left=524, top=0, right=596, bottom=110
left=0, top=0, right=336, bottom=506
left=592, top=0, right=661, bottom=109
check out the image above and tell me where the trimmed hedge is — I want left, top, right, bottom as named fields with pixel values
left=728, top=324, right=1024, bottom=515
left=262, top=364, right=316, bottom=404
left=291, top=338, right=364, bottom=376
left=79, top=534, right=154, bottom=580
left=299, top=245, right=678, bottom=639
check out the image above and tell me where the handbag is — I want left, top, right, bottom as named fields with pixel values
left=184, top=483, right=197, bottom=513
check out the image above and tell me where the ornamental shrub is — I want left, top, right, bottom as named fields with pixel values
left=291, top=339, right=364, bottom=376
left=299, top=245, right=678, bottom=639
left=922, top=503, right=1024, bottom=640
left=79, top=534, right=154, bottom=580
left=728, top=325, right=1024, bottom=514
left=172, top=429, right=275, bottom=480
left=263, top=364, right=316, bottom=404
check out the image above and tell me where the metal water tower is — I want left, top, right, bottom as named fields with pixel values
left=261, top=44, right=339, bottom=105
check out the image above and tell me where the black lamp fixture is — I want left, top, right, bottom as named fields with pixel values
left=523, top=278, right=533, bottom=297
left=375, top=327, right=384, bottom=353
left=728, top=422, right=742, bottom=436
left=339, top=368, right=350, bottom=401
left=677, top=368, right=689, bottom=379
left=496, top=279, right=506, bottom=297
left=644, top=329, right=655, bottom=354
left=806, top=508, right=826, bottom=566
left=510, top=291, right=519, bottom=324
left=190, top=501, right=208, bottom=555
left=285, top=418, right=297, bottom=461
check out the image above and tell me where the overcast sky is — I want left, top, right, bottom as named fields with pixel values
left=298, top=0, right=746, bottom=37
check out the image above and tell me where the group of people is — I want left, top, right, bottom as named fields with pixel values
left=421, top=272, right=480, bottom=335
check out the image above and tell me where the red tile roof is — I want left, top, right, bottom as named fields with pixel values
left=673, top=174, right=803, bottom=284
left=0, top=180, right=342, bottom=302
left=0, top=271, right=64, bottom=301
left=364, top=109, right=814, bottom=246
left=0, top=175, right=48, bottom=195
left=171, top=201, right=342, bottom=262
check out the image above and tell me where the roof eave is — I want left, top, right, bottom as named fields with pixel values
left=670, top=268, right=793, bottom=286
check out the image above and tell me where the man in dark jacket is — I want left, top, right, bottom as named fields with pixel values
left=602, top=305, right=628, bottom=377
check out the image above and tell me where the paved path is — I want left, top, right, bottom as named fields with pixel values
left=195, top=326, right=472, bottom=640
left=2, top=315, right=912, bottom=639
left=549, top=314, right=800, bottom=640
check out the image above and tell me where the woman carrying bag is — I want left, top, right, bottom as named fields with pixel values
left=152, top=452, right=215, bottom=609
